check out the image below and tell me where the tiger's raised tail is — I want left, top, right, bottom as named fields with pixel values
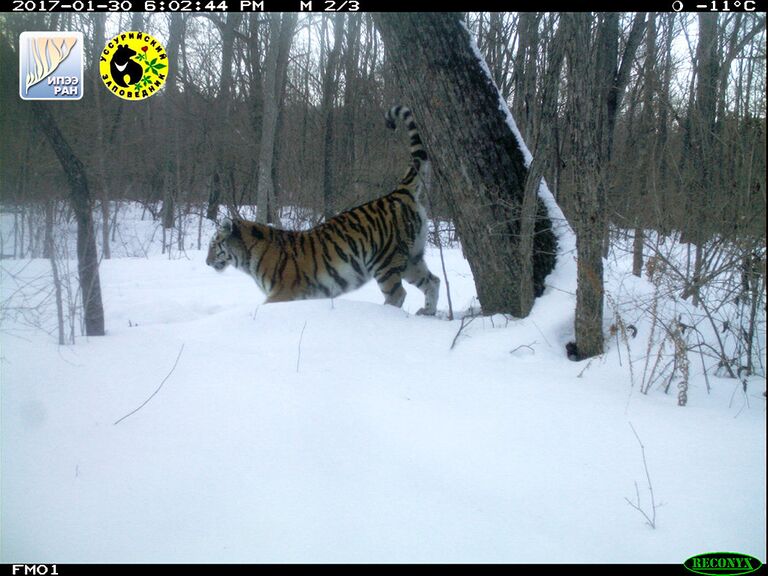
left=385, top=105, right=429, bottom=192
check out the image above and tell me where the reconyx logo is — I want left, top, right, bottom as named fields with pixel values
left=19, top=31, right=83, bottom=100
left=685, top=552, right=763, bottom=576
left=100, top=31, right=168, bottom=101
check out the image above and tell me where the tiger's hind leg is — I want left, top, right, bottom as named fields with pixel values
left=376, top=273, right=407, bottom=308
left=404, top=257, right=440, bottom=316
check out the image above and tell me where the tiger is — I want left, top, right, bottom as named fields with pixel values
left=206, top=105, right=440, bottom=316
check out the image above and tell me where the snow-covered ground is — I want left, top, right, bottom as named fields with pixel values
left=1, top=207, right=765, bottom=563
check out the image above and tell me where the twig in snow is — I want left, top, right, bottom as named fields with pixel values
left=510, top=342, right=537, bottom=355
left=529, top=319, right=552, bottom=349
left=576, top=356, right=599, bottom=378
left=296, top=320, right=308, bottom=373
left=624, top=421, right=658, bottom=529
left=450, top=312, right=477, bottom=351
left=113, top=343, right=185, bottom=426
left=729, top=379, right=751, bottom=418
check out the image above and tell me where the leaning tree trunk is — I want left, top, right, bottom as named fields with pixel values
left=33, top=102, right=105, bottom=337
left=375, top=13, right=556, bottom=317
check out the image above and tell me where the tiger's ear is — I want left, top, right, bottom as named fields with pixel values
left=219, top=217, right=234, bottom=237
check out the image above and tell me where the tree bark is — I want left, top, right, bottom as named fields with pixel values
left=375, top=13, right=556, bottom=317
left=564, top=19, right=605, bottom=358
left=562, top=14, right=608, bottom=359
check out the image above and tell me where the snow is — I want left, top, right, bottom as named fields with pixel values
left=1, top=206, right=765, bottom=564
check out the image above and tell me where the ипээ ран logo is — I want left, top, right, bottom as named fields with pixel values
left=19, top=31, right=83, bottom=101
left=100, top=31, right=168, bottom=101
left=684, top=552, right=763, bottom=576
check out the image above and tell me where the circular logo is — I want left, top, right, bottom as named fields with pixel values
left=100, top=31, right=168, bottom=101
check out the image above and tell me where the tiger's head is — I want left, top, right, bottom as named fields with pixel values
left=206, top=218, right=242, bottom=272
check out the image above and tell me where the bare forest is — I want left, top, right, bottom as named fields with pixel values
left=0, top=12, right=766, bottom=374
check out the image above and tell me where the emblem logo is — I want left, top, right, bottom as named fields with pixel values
left=100, top=31, right=168, bottom=101
left=19, top=31, right=83, bottom=101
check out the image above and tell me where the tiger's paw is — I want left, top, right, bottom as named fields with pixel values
left=416, top=307, right=437, bottom=316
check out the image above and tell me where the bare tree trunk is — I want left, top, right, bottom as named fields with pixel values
left=518, top=22, right=564, bottom=315
left=256, top=13, right=297, bottom=224
left=247, top=13, right=263, bottom=200
left=45, top=199, right=66, bottom=345
left=92, top=14, right=111, bottom=260
left=562, top=14, right=608, bottom=359
left=512, top=13, right=541, bottom=143
left=633, top=14, right=657, bottom=277
left=562, top=13, right=605, bottom=356
left=561, top=13, right=644, bottom=359
left=321, top=14, right=344, bottom=219
left=270, top=12, right=297, bottom=220
left=207, top=13, right=242, bottom=221
left=42, top=198, right=53, bottom=260
left=689, top=14, right=719, bottom=307
left=161, top=14, right=185, bottom=237
left=341, top=14, right=361, bottom=198
left=375, top=13, right=556, bottom=317
left=476, top=13, right=515, bottom=101
left=255, top=15, right=281, bottom=224
left=33, top=102, right=105, bottom=337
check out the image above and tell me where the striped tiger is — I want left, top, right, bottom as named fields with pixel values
left=206, top=105, right=440, bottom=315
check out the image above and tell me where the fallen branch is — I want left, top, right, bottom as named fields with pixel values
left=114, top=343, right=185, bottom=426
